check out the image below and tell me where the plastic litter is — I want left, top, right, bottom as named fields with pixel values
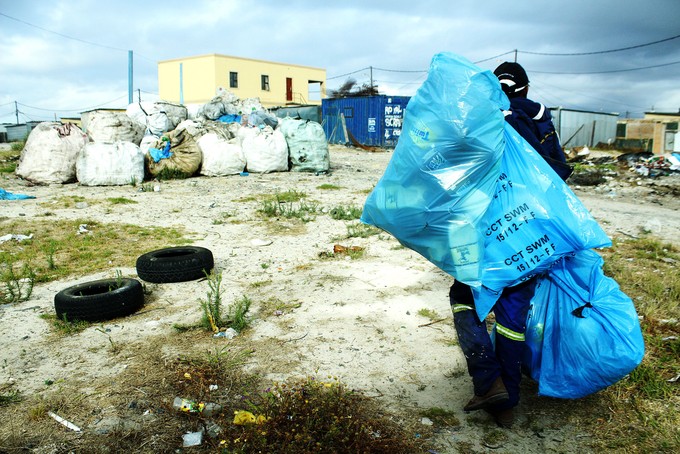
left=182, top=430, right=203, bottom=447
left=48, top=411, right=81, bottom=432
left=213, top=327, right=239, bottom=339
left=0, top=233, right=33, bottom=243
left=0, top=188, right=36, bottom=200
left=173, top=397, right=222, bottom=417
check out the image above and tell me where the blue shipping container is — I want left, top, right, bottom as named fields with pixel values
left=322, top=95, right=410, bottom=147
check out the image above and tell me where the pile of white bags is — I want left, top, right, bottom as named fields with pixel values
left=76, top=141, right=145, bottom=186
left=15, top=123, right=89, bottom=184
left=15, top=88, right=331, bottom=186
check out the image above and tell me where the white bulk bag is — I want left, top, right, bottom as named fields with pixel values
left=16, top=122, right=89, bottom=184
left=241, top=127, right=289, bottom=173
left=86, top=110, right=145, bottom=145
left=126, top=101, right=188, bottom=136
left=126, top=102, right=173, bottom=136
left=198, top=133, right=246, bottom=176
left=139, top=134, right=159, bottom=155
left=278, top=117, right=330, bottom=172
left=76, top=141, right=145, bottom=186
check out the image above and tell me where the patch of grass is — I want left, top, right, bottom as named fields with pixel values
left=256, top=297, right=302, bottom=317
left=0, top=162, right=17, bottom=173
left=10, top=141, right=25, bottom=152
left=227, top=376, right=425, bottom=453
left=0, top=389, right=21, bottom=407
left=318, top=244, right=365, bottom=260
left=329, top=204, right=363, bottom=220
left=42, top=195, right=90, bottom=209
left=259, top=198, right=319, bottom=222
left=0, top=218, right=191, bottom=284
left=345, top=222, right=380, bottom=238
left=156, top=167, right=190, bottom=180
left=582, top=236, right=680, bottom=452
left=600, top=237, right=679, bottom=319
left=317, top=184, right=342, bottom=190
left=421, top=407, right=460, bottom=426
left=0, top=255, right=35, bottom=304
left=248, top=279, right=273, bottom=289
left=39, top=314, right=90, bottom=335
left=106, top=197, right=137, bottom=205
left=417, top=308, right=440, bottom=321
left=267, top=189, right=307, bottom=203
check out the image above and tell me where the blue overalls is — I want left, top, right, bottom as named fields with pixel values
left=450, top=279, right=536, bottom=409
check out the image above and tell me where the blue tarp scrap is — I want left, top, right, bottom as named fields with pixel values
left=1, top=188, right=36, bottom=200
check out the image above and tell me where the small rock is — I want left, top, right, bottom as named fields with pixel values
left=251, top=238, right=273, bottom=247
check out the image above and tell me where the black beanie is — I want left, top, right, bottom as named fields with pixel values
left=494, top=62, right=529, bottom=97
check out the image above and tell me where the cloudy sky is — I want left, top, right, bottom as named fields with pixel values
left=1, top=0, right=679, bottom=125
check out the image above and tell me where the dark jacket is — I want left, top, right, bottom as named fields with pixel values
left=505, top=97, right=572, bottom=181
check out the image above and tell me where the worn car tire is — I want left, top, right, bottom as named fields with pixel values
left=54, top=278, right=144, bottom=322
left=136, top=246, right=214, bottom=283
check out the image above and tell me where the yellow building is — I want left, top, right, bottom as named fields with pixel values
left=158, top=54, right=326, bottom=108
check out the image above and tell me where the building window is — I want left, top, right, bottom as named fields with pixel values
left=261, top=75, right=270, bottom=91
left=229, top=72, right=238, bottom=88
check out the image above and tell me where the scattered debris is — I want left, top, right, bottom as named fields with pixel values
left=47, top=411, right=81, bottom=432
left=0, top=233, right=33, bottom=243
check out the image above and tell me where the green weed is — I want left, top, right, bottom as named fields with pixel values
left=0, top=255, right=35, bottom=304
left=346, top=222, right=380, bottom=238
left=199, top=271, right=225, bottom=332
left=107, top=197, right=137, bottom=205
left=329, top=205, right=363, bottom=220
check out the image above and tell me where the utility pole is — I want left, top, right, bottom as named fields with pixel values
left=128, top=50, right=133, bottom=105
left=370, top=66, right=374, bottom=94
left=514, top=49, right=518, bottom=62
left=138, top=89, right=141, bottom=103
left=15, top=101, right=18, bottom=124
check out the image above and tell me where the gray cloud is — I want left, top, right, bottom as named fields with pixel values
left=1, top=0, right=679, bottom=123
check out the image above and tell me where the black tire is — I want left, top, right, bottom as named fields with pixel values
left=135, top=246, right=214, bottom=283
left=54, top=278, right=144, bottom=322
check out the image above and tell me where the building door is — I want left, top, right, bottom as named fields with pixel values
left=286, top=78, right=293, bottom=102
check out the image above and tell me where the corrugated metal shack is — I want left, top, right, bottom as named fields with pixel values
left=3, top=121, right=41, bottom=142
left=322, top=96, right=410, bottom=148
left=550, top=108, right=619, bottom=148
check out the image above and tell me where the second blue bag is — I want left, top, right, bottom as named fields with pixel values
left=524, top=249, right=645, bottom=398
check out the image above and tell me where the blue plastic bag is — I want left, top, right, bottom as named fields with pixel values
left=361, top=52, right=611, bottom=320
left=361, top=52, right=508, bottom=286
left=1, top=188, right=36, bottom=200
left=524, top=249, right=645, bottom=398
left=470, top=124, right=611, bottom=318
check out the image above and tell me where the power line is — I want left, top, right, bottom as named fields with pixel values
left=17, top=95, right=130, bottom=114
left=474, top=50, right=516, bottom=64
left=528, top=59, right=680, bottom=75
left=520, top=33, right=680, bottom=56
left=0, top=11, right=127, bottom=52
left=0, top=11, right=156, bottom=63
left=371, top=66, right=426, bottom=74
left=327, top=67, right=370, bottom=80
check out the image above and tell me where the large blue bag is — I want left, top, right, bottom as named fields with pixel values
left=470, top=124, right=611, bottom=318
left=524, top=249, right=645, bottom=398
left=361, top=52, right=611, bottom=320
left=360, top=52, right=507, bottom=287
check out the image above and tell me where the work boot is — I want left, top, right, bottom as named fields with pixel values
left=463, top=377, right=509, bottom=412
left=486, top=407, right=514, bottom=428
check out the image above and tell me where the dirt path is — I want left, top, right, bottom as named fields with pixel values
left=1, top=145, right=678, bottom=452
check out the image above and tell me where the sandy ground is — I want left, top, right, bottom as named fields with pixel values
left=1, top=144, right=679, bottom=452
